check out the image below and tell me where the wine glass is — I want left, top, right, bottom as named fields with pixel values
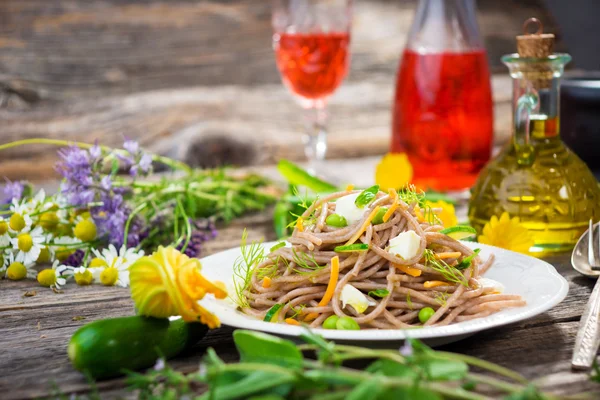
left=272, top=0, right=352, bottom=170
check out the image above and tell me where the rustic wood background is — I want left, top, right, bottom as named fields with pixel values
left=0, top=0, right=563, bottom=181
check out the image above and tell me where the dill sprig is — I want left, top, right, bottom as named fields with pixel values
left=285, top=187, right=319, bottom=231
left=406, top=292, right=413, bottom=310
left=291, top=248, right=325, bottom=275
left=397, top=185, right=441, bottom=225
left=232, top=229, right=266, bottom=308
left=289, top=304, right=306, bottom=319
left=423, top=249, right=469, bottom=287
left=434, top=291, right=450, bottom=307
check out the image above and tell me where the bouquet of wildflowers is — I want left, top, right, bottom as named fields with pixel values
left=0, top=138, right=276, bottom=290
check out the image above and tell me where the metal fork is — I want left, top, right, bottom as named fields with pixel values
left=588, top=219, right=600, bottom=271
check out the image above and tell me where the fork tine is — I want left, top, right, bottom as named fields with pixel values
left=589, top=219, right=596, bottom=268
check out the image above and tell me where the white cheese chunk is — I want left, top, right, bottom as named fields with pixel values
left=388, top=230, right=421, bottom=260
left=478, top=278, right=504, bottom=294
left=335, top=193, right=367, bottom=224
left=340, top=284, right=377, bottom=314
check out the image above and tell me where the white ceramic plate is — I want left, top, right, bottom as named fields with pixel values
left=200, top=241, right=568, bottom=346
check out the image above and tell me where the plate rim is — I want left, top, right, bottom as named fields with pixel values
left=200, top=241, right=569, bottom=341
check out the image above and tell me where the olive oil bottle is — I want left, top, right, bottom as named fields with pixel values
left=469, top=19, right=600, bottom=255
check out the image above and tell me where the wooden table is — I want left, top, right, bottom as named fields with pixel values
left=1, top=157, right=599, bottom=399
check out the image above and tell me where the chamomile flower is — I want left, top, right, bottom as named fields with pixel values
left=8, top=200, right=33, bottom=233
left=91, top=245, right=140, bottom=287
left=5, top=251, right=36, bottom=280
left=23, top=189, right=46, bottom=212
left=73, top=266, right=94, bottom=285
left=11, top=226, right=45, bottom=265
left=38, top=260, right=73, bottom=289
left=0, top=217, right=11, bottom=247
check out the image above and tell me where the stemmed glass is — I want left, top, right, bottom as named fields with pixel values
left=272, top=0, right=352, bottom=169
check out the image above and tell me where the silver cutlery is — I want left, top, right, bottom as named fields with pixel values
left=571, top=219, right=600, bottom=370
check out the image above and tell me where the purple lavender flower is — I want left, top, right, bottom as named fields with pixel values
left=399, top=340, right=413, bottom=357
left=3, top=179, right=25, bottom=203
left=89, top=143, right=102, bottom=160
left=139, top=153, right=153, bottom=173
left=176, top=219, right=218, bottom=258
left=64, top=250, right=85, bottom=268
left=123, top=139, right=139, bottom=155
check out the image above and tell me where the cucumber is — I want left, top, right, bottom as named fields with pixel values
left=68, top=316, right=208, bottom=379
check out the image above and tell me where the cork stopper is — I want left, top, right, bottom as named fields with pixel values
left=517, top=18, right=555, bottom=58
left=515, top=18, right=555, bottom=88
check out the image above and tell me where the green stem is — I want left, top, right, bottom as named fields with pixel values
left=0, top=138, right=192, bottom=174
left=435, top=351, right=528, bottom=384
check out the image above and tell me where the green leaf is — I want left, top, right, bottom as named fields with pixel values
left=367, top=289, right=390, bottom=298
left=346, top=377, right=386, bottom=400
left=111, top=158, right=119, bottom=175
left=380, top=387, right=442, bottom=400
left=234, top=330, right=303, bottom=369
left=503, top=384, right=545, bottom=400
left=334, top=243, right=369, bottom=253
left=417, top=355, right=468, bottom=381
left=456, top=249, right=481, bottom=270
left=354, top=185, right=379, bottom=208
left=365, top=359, right=418, bottom=380
left=423, top=191, right=456, bottom=205
left=247, top=396, right=286, bottom=400
left=277, top=160, right=337, bottom=193
left=199, top=371, right=294, bottom=400
left=300, top=331, right=336, bottom=364
left=592, top=360, right=600, bottom=383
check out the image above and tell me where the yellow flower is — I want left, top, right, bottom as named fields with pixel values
left=74, top=219, right=97, bottom=242
left=478, top=212, right=534, bottom=254
left=375, top=153, right=413, bottom=191
left=427, top=200, right=458, bottom=228
left=129, top=246, right=227, bottom=329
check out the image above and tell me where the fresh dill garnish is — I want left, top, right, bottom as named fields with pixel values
left=286, top=187, right=319, bottom=231
left=291, top=248, right=325, bottom=275
left=434, top=291, right=450, bottom=307
left=406, top=292, right=413, bottom=310
left=232, top=229, right=266, bottom=308
left=270, top=242, right=286, bottom=252
left=456, top=248, right=481, bottom=270
left=397, top=185, right=441, bottom=225
left=256, top=262, right=279, bottom=280
left=423, top=249, right=469, bottom=287
left=290, top=304, right=306, bottom=319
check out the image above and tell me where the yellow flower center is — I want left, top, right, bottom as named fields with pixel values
left=9, top=213, right=25, bottom=232
left=37, top=247, right=51, bottom=263
left=17, top=233, right=33, bottom=252
left=37, top=269, right=57, bottom=287
left=89, top=257, right=108, bottom=268
left=39, top=212, right=60, bottom=231
left=74, top=219, right=97, bottom=242
left=100, top=267, right=119, bottom=286
left=75, top=269, right=93, bottom=285
left=7, top=262, right=27, bottom=280
left=0, top=221, right=8, bottom=235
left=55, top=247, right=74, bottom=262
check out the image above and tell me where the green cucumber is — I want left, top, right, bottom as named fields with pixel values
left=68, top=316, right=208, bottom=379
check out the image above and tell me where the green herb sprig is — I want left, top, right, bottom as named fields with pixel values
left=123, top=330, right=573, bottom=400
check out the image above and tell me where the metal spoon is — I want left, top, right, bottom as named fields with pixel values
left=571, top=220, right=600, bottom=370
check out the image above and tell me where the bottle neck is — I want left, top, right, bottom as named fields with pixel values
left=407, top=0, right=483, bottom=52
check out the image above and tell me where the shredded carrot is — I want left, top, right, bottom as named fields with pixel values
left=262, top=276, right=272, bottom=288
left=285, top=318, right=301, bottom=326
left=296, top=217, right=304, bottom=232
left=345, top=184, right=355, bottom=191
left=435, top=252, right=462, bottom=260
left=344, top=206, right=381, bottom=246
left=394, top=263, right=422, bottom=277
left=424, top=280, right=449, bottom=289
left=414, top=207, right=426, bottom=223
left=382, top=188, right=398, bottom=222
left=304, top=255, right=340, bottom=322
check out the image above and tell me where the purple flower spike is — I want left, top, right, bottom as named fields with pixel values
left=139, top=153, right=153, bottom=173
left=123, top=139, right=139, bottom=155
left=89, top=143, right=102, bottom=160
left=399, top=341, right=413, bottom=357
left=3, top=179, right=25, bottom=202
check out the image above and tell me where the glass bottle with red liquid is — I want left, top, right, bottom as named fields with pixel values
left=391, top=0, right=493, bottom=192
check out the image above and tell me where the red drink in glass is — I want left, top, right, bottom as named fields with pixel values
left=274, top=32, right=350, bottom=100
left=391, top=49, right=493, bottom=191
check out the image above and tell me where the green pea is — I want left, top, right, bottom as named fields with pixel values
left=322, top=315, right=339, bottom=330
left=326, top=213, right=348, bottom=227
left=418, top=307, right=435, bottom=324
left=336, top=316, right=360, bottom=330
left=372, top=207, right=388, bottom=225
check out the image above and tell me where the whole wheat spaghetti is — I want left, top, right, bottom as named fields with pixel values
left=239, top=187, right=525, bottom=329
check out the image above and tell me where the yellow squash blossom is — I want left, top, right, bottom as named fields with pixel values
left=129, top=246, right=227, bottom=329
left=375, top=153, right=413, bottom=191
left=478, top=212, right=534, bottom=254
